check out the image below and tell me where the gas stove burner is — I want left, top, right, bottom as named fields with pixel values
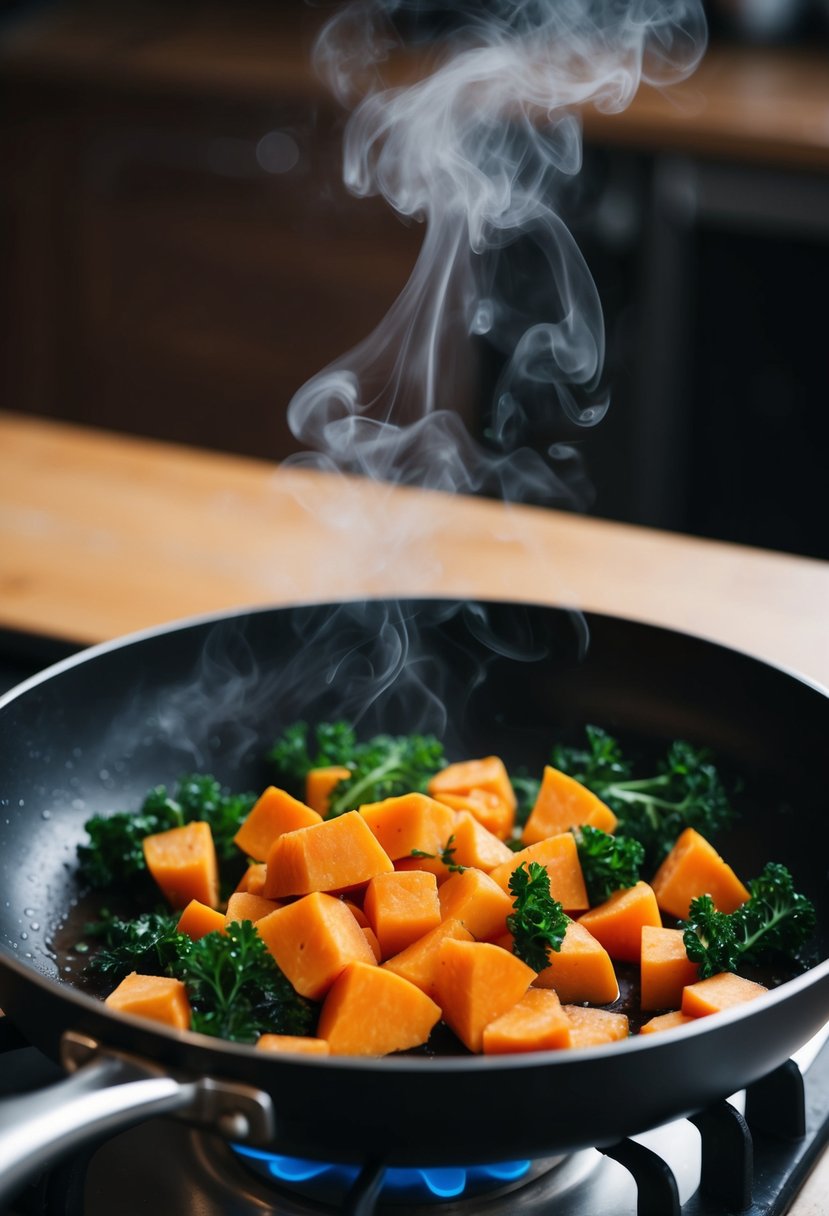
left=230, top=1145, right=555, bottom=1206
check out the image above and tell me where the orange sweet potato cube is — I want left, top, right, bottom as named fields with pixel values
left=233, top=786, right=322, bottom=862
left=318, top=962, right=441, bottom=1056
left=105, top=972, right=191, bottom=1030
left=363, top=870, right=441, bottom=959
left=521, top=765, right=617, bottom=845
left=681, top=971, right=768, bottom=1019
left=358, top=793, right=456, bottom=861
left=482, top=987, right=572, bottom=1054
left=489, top=832, right=589, bottom=913
left=449, top=812, right=514, bottom=871
left=176, top=898, right=226, bottom=941
left=235, top=863, right=266, bottom=895
left=256, top=1034, right=331, bottom=1056
left=651, top=828, right=750, bottom=920
left=640, top=925, right=700, bottom=1011
left=563, top=1004, right=629, bottom=1048
left=225, top=891, right=283, bottom=925
left=428, top=756, right=517, bottom=813
left=577, top=881, right=662, bottom=964
left=533, top=919, right=619, bottom=1005
left=305, top=766, right=352, bottom=816
left=639, top=1010, right=697, bottom=1035
left=382, top=918, right=474, bottom=998
left=264, top=811, right=393, bottom=898
left=142, top=820, right=219, bottom=910
left=437, top=867, right=513, bottom=942
left=432, top=789, right=514, bottom=840
left=257, top=891, right=377, bottom=999
left=434, top=938, right=535, bottom=1053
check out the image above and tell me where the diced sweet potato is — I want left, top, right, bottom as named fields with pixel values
left=432, top=789, right=514, bottom=840
left=482, top=988, right=572, bottom=1054
left=437, top=867, right=513, bottom=942
left=449, top=812, right=514, bottom=871
left=362, top=926, right=382, bottom=962
left=105, top=972, right=191, bottom=1030
left=224, top=892, right=282, bottom=925
left=681, top=971, right=768, bottom=1018
left=521, top=765, right=618, bottom=845
left=305, top=766, right=352, bottom=816
left=651, top=828, right=750, bottom=920
left=562, top=1004, right=630, bottom=1048
left=176, top=898, right=226, bottom=941
left=235, top=863, right=266, bottom=895
left=256, top=891, right=377, bottom=999
left=577, top=882, right=662, bottom=963
left=256, top=1034, right=331, bottom=1055
left=359, top=793, right=456, bottom=861
left=394, top=853, right=451, bottom=883
left=489, top=832, right=589, bottom=913
left=233, top=786, right=322, bottom=862
left=142, top=820, right=219, bottom=910
left=533, top=919, right=619, bottom=1005
left=428, top=756, right=517, bottom=813
left=640, top=925, right=700, bottom=1011
left=264, top=811, right=393, bottom=898
left=318, top=961, right=441, bottom=1056
left=434, top=938, right=535, bottom=1053
left=363, top=870, right=441, bottom=959
left=382, top=918, right=474, bottom=998
left=639, top=1010, right=697, bottom=1035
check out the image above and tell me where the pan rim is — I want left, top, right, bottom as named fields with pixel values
left=0, top=595, right=826, bottom=713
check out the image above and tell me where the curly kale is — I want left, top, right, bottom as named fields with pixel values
left=574, top=825, right=645, bottom=905
left=269, top=721, right=445, bottom=818
left=77, top=775, right=256, bottom=887
left=553, top=727, right=734, bottom=869
left=173, top=920, right=317, bottom=1043
left=507, top=861, right=569, bottom=972
left=683, top=864, right=817, bottom=979
left=83, top=909, right=188, bottom=982
left=267, top=721, right=358, bottom=792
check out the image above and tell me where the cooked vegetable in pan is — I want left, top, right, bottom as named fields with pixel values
left=75, top=724, right=816, bottom=1056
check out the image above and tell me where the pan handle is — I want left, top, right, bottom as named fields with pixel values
left=0, top=1031, right=274, bottom=1209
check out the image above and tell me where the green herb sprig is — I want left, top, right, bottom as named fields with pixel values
left=507, top=861, right=569, bottom=972
left=683, top=863, right=816, bottom=979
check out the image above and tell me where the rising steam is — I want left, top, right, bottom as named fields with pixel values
left=285, top=0, right=706, bottom=508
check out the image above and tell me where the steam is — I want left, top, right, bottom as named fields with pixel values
left=285, top=0, right=706, bottom=507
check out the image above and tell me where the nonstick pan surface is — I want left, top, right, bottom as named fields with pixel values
left=1, top=598, right=828, bottom=1166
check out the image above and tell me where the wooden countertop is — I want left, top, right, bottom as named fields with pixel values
left=1, top=411, right=827, bottom=692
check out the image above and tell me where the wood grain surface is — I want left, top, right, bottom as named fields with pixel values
left=0, top=411, right=826, bottom=691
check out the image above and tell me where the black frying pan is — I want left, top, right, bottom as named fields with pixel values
left=1, top=599, right=828, bottom=1200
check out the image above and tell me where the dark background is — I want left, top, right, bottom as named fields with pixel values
left=2, top=0, right=828, bottom=559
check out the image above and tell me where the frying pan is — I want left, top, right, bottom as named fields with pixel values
left=1, top=598, right=828, bottom=1204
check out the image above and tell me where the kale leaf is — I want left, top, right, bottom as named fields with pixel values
left=77, top=775, right=256, bottom=887
left=506, top=861, right=569, bottom=972
left=683, top=863, right=817, bottom=979
left=83, top=909, right=188, bottom=982
left=553, top=727, right=734, bottom=869
left=267, top=721, right=357, bottom=792
left=268, top=720, right=445, bottom=816
left=173, top=920, right=317, bottom=1043
left=574, top=825, right=645, bottom=905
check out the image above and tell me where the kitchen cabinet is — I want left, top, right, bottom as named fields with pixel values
left=0, top=2, right=426, bottom=460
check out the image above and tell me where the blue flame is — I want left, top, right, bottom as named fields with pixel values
left=232, top=1144, right=531, bottom=1200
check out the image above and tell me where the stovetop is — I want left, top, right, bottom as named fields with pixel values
left=2, top=630, right=829, bottom=1216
